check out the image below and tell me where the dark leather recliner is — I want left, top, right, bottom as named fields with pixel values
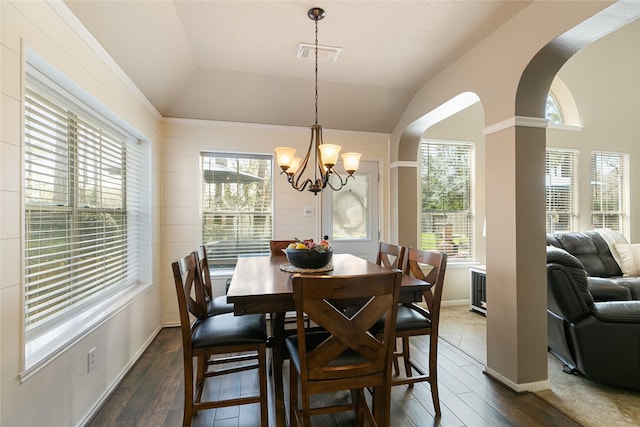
left=547, top=245, right=640, bottom=390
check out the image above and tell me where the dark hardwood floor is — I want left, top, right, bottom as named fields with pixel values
left=86, top=327, right=581, bottom=426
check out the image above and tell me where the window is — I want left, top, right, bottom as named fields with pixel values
left=419, top=140, right=474, bottom=261
left=546, top=92, right=564, bottom=125
left=591, top=151, right=628, bottom=233
left=24, top=64, right=149, bottom=365
left=200, top=153, right=273, bottom=268
left=546, top=148, right=579, bottom=233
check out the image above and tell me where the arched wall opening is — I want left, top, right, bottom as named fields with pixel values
left=394, top=92, right=481, bottom=251
left=394, top=95, right=486, bottom=307
left=392, top=0, right=640, bottom=392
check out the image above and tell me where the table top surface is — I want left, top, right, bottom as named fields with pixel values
left=228, top=253, right=427, bottom=302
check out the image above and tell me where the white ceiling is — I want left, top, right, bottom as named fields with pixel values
left=64, top=1, right=531, bottom=133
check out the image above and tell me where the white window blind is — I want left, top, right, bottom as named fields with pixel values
left=591, top=151, right=628, bottom=233
left=24, top=68, right=149, bottom=334
left=419, top=140, right=474, bottom=261
left=200, top=153, right=273, bottom=268
left=546, top=148, right=579, bottom=233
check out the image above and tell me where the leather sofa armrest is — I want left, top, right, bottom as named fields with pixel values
left=547, top=263, right=592, bottom=321
left=591, top=301, right=640, bottom=323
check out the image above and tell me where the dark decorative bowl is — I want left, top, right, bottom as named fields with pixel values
left=285, top=248, right=333, bottom=269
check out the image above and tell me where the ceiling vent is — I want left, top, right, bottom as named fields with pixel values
left=297, top=43, right=342, bottom=62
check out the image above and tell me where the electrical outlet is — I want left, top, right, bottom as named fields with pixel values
left=87, top=347, right=96, bottom=372
left=303, top=206, right=313, bottom=217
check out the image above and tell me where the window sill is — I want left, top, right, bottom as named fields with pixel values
left=210, top=268, right=234, bottom=278
left=447, top=260, right=484, bottom=269
left=548, top=123, right=583, bottom=131
left=20, top=282, right=153, bottom=383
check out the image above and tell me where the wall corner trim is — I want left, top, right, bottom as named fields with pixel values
left=484, top=116, right=548, bottom=136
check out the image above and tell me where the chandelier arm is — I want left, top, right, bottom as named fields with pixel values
left=325, top=169, right=352, bottom=191
left=316, top=151, right=324, bottom=184
left=292, top=172, right=313, bottom=191
left=315, top=140, right=327, bottom=184
left=326, top=182, right=341, bottom=191
left=313, top=126, right=322, bottom=182
left=326, top=177, right=344, bottom=191
left=291, top=129, right=316, bottom=188
left=288, top=176, right=315, bottom=192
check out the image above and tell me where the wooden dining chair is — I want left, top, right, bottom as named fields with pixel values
left=171, top=253, right=268, bottom=427
left=381, top=248, right=447, bottom=416
left=270, top=239, right=295, bottom=256
left=195, top=245, right=234, bottom=316
left=286, top=270, right=402, bottom=427
left=376, top=242, right=405, bottom=270
left=375, top=242, right=406, bottom=375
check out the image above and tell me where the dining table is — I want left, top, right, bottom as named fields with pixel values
left=227, top=253, right=429, bottom=427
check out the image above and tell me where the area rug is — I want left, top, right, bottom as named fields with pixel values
left=439, top=305, right=640, bottom=427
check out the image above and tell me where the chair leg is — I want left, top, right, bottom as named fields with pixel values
left=429, top=335, right=441, bottom=416
left=182, top=355, right=195, bottom=427
left=352, top=388, right=376, bottom=427
left=300, top=373, right=311, bottom=427
left=258, top=344, right=269, bottom=427
left=351, top=389, right=363, bottom=427
left=392, top=340, right=400, bottom=376
left=431, top=379, right=441, bottom=417
left=195, top=355, right=206, bottom=404
left=289, top=360, right=299, bottom=427
left=402, top=337, right=414, bottom=387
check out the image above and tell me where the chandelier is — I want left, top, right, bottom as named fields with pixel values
left=275, top=7, right=361, bottom=195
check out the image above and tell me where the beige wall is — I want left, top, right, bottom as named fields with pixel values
left=549, top=19, right=640, bottom=240
left=160, top=118, right=390, bottom=325
left=1, top=2, right=162, bottom=426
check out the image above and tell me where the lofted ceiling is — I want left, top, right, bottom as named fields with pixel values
left=64, top=1, right=532, bottom=133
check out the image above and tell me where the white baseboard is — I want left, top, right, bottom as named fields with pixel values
left=484, top=366, right=551, bottom=393
left=441, top=299, right=469, bottom=307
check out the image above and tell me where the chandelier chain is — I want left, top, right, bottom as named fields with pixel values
left=314, top=16, right=319, bottom=125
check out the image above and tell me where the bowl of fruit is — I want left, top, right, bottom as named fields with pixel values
left=285, top=238, right=333, bottom=269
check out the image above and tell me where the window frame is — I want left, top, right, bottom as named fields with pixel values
left=419, top=139, right=475, bottom=262
left=21, top=58, right=151, bottom=377
left=590, top=150, right=629, bottom=235
left=545, top=148, right=579, bottom=233
left=200, top=152, right=274, bottom=269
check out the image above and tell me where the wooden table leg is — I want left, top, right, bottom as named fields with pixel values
left=372, top=383, right=391, bottom=427
left=270, top=312, right=287, bottom=427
